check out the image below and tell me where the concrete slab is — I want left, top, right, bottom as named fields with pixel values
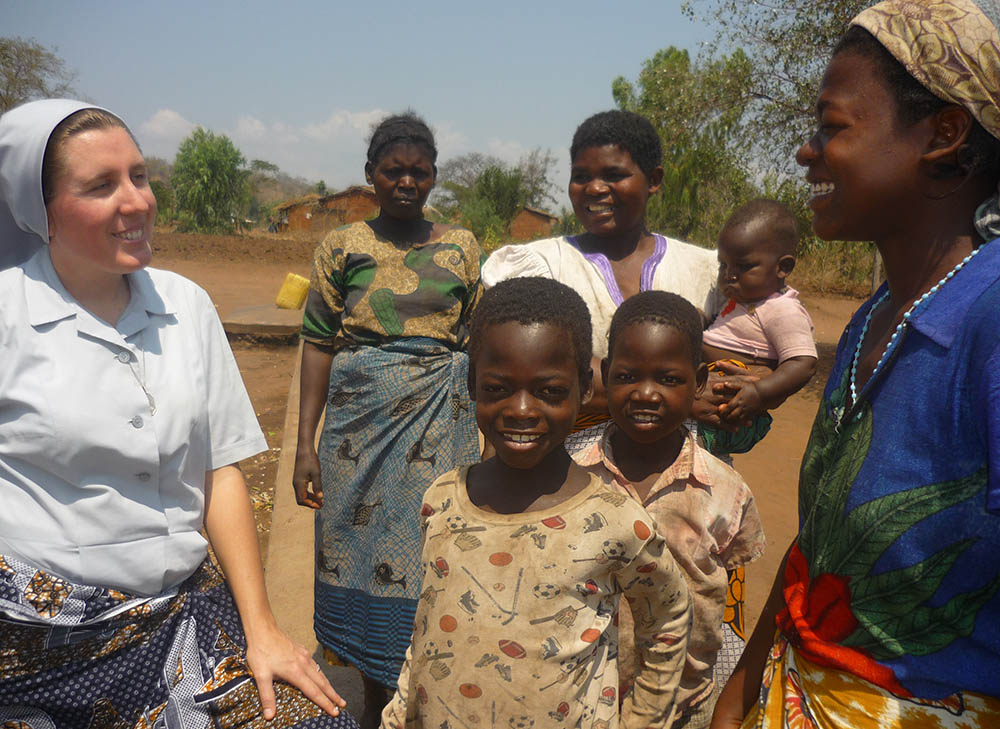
left=263, top=343, right=366, bottom=717
left=223, top=305, right=302, bottom=337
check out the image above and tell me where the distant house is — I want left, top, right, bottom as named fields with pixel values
left=272, top=186, right=379, bottom=235
left=272, top=193, right=321, bottom=233
left=509, top=206, right=559, bottom=241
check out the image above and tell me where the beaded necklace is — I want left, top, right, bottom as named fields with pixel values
left=847, top=244, right=985, bottom=413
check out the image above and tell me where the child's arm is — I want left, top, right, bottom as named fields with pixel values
left=717, top=483, right=766, bottom=570
left=381, top=476, right=448, bottom=728
left=619, top=532, right=692, bottom=729
left=718, top=354, right=817, bottom=422
left=379, top=644, right=414, bottom=728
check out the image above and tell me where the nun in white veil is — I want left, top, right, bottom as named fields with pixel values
left=0, top=100, right=356, bottom=728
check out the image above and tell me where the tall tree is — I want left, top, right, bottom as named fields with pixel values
left=435, top=148, right=557, bottom=214
left=613, top=46, right=757, bottom=246
left=516, top=148, right=558, bottom=209
left=0, top=37, right=76, bottom=112
left=682, top=0, right=867, bottom=172
left=171, top=128, right=250, bottom=234
left=149, top=179, right=174, bottom=225
left=453, top=165, right=531, bottom=247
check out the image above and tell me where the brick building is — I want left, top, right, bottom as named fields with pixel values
left=273, top=186, right=379, bottom=235
left=508, top=206, right=559, bottom=241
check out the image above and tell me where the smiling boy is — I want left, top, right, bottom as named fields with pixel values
left=381, top=278, right=692, bottom=729
left=576, top=292, right=764, bottom=729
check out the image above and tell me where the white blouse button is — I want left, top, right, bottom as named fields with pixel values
left=131, top=415, right=144, bottom=429
left=117, top=351, right=131, bottom=363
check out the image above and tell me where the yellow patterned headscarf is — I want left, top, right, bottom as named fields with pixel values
left=852, top=0, right=1000, bottom=238
left=853, top=0, right=1000, bottom=138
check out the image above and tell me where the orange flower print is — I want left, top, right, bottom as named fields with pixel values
left=784, top=668, right=818, bottom=729
left=24, top=570, right=71, bottom=618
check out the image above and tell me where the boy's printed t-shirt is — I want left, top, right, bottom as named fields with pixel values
left=381, top=466, right=692, bottom=729
left=576, top=425, right=765, bottom=710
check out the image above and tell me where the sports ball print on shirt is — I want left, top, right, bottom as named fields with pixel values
left=381, top=467, right=691, bottom=729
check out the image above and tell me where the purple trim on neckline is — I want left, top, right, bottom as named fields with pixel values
left=568, top=234, right=668, bottom=306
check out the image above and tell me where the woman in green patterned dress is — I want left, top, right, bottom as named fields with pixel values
left=292, top=113, right=482, bottom=727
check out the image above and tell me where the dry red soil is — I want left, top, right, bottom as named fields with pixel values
left=152, top=229, right=862, bottom=635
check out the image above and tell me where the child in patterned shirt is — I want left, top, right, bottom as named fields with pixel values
left=381, top=277, right=692, bottom=729
left=576, top=291, right=765, bottom=729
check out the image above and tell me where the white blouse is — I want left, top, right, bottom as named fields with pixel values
left=482, top=235, right=722, bottom=358
left=0, top=250, right=267, bottom=596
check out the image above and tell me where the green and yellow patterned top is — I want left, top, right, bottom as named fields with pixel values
left=301, top=222, right=483, bottom=349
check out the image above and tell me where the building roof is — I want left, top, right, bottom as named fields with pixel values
left=274, top=193, right=322, bottom=212
left=275, top=185, right=376, bottom=212
left=518, top=205, right=559, bottom=222
left=323, top=185, right=375, bottom=201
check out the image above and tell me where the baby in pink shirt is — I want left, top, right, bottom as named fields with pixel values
left=703, top=200, right=818, bottom=425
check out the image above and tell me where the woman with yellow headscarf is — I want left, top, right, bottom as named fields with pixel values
left=712, top=2, right=1000, bottom=727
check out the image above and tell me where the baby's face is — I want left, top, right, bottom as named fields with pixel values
left=717, top=222, right=789, bottom=304
left=471, top=321, right=587, bottom=470
left=603, top=321, right=704, bottom=445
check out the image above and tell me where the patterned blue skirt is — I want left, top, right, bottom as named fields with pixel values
left=0, top=556, right=358, bottom=728
left=314, top=338, right=479, bottom=687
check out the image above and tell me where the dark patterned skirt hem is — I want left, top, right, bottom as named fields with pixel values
left=0, top=557, right=358, bottom=729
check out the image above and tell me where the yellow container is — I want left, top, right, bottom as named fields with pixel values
left=275, top=273, right=310, bottom=310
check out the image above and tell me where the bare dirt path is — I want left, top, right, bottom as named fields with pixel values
left=153, top=232, right=312, bottom=555
left=151, top=230, right=863, bottom=646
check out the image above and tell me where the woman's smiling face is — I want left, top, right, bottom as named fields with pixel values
left=45, top=126, right=156, bottom=277
left=795, top=51, right=932, bottom=243
left=569, top=144, right=661, bottom=239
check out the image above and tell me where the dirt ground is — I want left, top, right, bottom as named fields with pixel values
left=153, top=231, right=314, bottom=556
left=151, top=229, right=863, bottom=638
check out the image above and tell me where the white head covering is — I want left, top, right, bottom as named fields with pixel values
left=0, top=99, right=114, bottom=270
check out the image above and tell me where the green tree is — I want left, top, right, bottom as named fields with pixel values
left=250, top=159, right=279, bottom=176
left=149, top=179, right=174, bottom=225
left=516, top=148, right=558, bottom=209
left=555, top=206, right=584, bottom=236
left=434, top=152, right=503, bottom=216
left=435, top=148, right=556, bottom=216
left=0, top=37, right=77, bottom=112
left=171, top=128, right=250, bottom=233
left=315, top=180, right=328, bottom=196
left=613, top=46, right=757, bottom=246
left=683, top=0, right=867, bottom=173
left=443, top=165, right=532, bottom=248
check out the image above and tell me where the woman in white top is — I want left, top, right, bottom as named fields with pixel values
left=0, top=100, right=357, bottom=728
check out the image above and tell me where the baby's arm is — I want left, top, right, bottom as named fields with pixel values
left=619, top=531, right=692, bottom=729
left=718, top=355, right=817, bottom=422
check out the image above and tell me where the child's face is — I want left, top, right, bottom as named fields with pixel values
left=569, top=145, right=662, bottom=239
left=602, top=322, right=706, bottom=445
left=795, top=51, right=929, bottom=242
left=364, top=143, right=436, bottom=221
left=717, top=222, right=793, bottom=303
left=471, top=321, right=590, bottom=470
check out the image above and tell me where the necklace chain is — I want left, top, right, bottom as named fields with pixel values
left=127, top=328, right=156, bottom=416
left=847, top=245, right=985, bottom=413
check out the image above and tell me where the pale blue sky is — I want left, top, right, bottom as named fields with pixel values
left=3, top=0, right=714, bottom=208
